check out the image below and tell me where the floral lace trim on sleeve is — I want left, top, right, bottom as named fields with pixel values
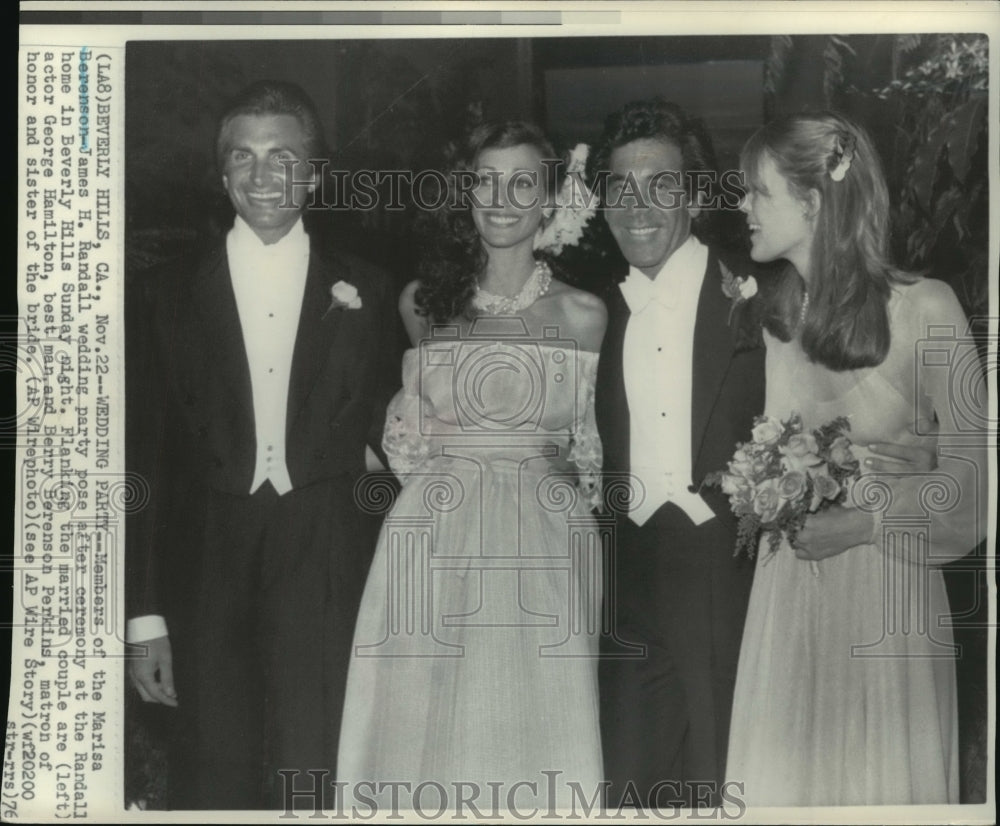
left=568, top=425, right=603, bottom=512
left=382, top=394, right=431, bottom=479
left=568, top=370, right=604, bottom=512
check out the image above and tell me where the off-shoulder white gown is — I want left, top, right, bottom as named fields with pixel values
left=338, top=337, right=604, bottom=809
left=725, top=279, right=987, bottom=806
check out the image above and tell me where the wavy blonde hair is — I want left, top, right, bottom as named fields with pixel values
left=742, top=110, right=916, bottom=370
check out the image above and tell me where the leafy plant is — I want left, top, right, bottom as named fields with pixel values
left=873, top=34, right=989, bottom=319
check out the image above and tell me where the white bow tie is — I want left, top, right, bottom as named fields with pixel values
left=619, top=271, right=677, bottom=314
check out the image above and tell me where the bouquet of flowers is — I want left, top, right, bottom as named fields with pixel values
left=704, top=413, right=861, bottom=558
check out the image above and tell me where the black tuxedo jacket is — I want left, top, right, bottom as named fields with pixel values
left=595, top=244, right=766, bottom=531
left=595, top=244, right=766, bottom=794
left=124, top=238, right=399, bottom=623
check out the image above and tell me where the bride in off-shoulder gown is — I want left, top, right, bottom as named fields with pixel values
left=337, top=331, right=605, bottom=809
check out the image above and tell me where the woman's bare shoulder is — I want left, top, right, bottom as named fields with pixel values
left=546, top=281, right=608, bottom=352
left=399, top=279, right=420, bottom=310
left=399, top=280, right=429, bottom=345
left=890, top=277, right=968, bottom=338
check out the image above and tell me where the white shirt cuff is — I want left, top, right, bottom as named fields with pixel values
left=126, top=615, right=169, bottom=643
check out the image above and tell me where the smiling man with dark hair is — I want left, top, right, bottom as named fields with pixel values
left=592, top=97, right=765, bottom=809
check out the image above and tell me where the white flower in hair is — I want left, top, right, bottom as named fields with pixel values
left=829, top=133, right=855, bottom=183
left=830, top=158, right=851, bottom=182
left=533, top=144, right=599, bottom=255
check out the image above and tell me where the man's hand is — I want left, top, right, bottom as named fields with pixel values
left=865, top=441, right=937, bottom=473
left=128, top=635, right=178, bottom=707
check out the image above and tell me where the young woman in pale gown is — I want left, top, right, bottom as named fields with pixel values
left=337, top=122, right=608, bottom=813
left=725, top=111, right=988, bottom=806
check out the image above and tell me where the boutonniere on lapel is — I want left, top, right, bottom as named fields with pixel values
left=720, top=262, right=757, bottom=324
left=323, top=280, right=363, bottom=319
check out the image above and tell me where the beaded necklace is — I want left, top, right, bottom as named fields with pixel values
left=473, top=260, right=553, bottom=315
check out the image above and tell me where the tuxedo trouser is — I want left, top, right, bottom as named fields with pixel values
left=166, top=477, right=371, bottom=810
left=598, top=503, right=754, bottom=809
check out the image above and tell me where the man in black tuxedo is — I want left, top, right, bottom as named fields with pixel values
left=125, top=81, right=397, bottom=809
left=592, top=98, right=764, bottom=809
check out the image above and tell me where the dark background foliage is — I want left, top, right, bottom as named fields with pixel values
left=125, top=35, right=989, bottom=808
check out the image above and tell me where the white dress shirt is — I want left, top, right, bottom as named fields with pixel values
left=227, top=215, right=310, bottom=496
left=126, top=216, right=310, bottom=644
left=620, top=234, right=716, bottom=527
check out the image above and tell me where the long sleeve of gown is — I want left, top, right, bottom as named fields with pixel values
left=862, top=279, right=989, bottom=564
left=567, top=367, right=604, bottom=513
left=381, top=368, right=432, bottom=480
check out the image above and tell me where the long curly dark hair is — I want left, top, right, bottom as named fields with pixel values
left=414, top=121, right=557, bottom=323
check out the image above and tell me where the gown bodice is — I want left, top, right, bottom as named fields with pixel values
left=383, top=339, right=603, bottom=509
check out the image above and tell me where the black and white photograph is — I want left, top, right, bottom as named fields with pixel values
left=11, top=3, right=997, bottom=823
left=121, top=27, right=993, bottom=816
